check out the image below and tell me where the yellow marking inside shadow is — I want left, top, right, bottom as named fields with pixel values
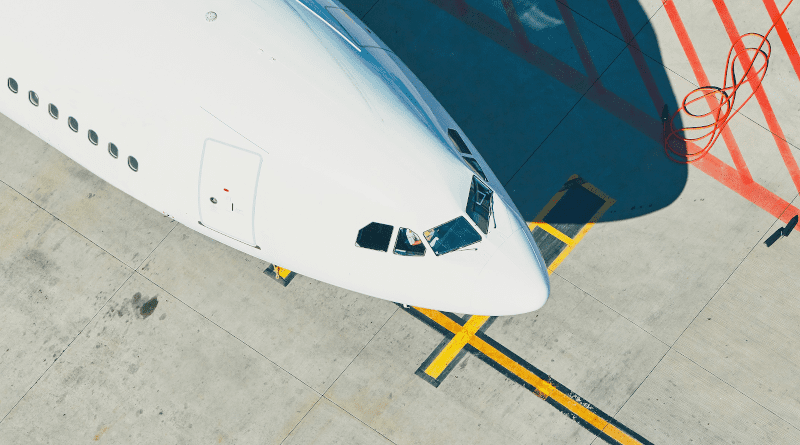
left=528, top=176, right=616, bottom=275
left=529, top=221, right=575, bottom=246
left=424, top=315, right=490, bottom=378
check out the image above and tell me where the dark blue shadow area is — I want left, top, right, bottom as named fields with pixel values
left=339, top=0, right=688, bottom=223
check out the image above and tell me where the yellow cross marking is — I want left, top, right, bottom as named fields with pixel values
left=423, top=315, right=490, bottom=379
left=412, top=306, right=645, bottom=445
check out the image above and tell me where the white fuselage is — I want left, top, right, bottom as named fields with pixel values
left=0, top=0, right=549, bottom=315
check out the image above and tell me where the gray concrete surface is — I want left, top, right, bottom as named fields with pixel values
left=283, top=398, right=394, bottom=445
left=324, top=309, right=599, bottom=445
left=3, top=0, right=800, bottom=444
left=673, top=213, right=800, bottom=426
left=0, top=122, right=177, bottom=270
left=1, top=272, right=321, bottom=444
left=137, top=223, right=399, bottom=393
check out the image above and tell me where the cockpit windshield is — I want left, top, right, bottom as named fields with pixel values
left=466, top=176, right=493, bottom=234
left=424, top=216, right=482, bottom=256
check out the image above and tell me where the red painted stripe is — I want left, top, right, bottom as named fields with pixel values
left=712, top=0, right=800, bottom=193
left=763, top=0, right=800, bottom=84
left=500, top=0, right=534, bottom=54
left=430, top=0, right=593, bottom=93
left=556, top=0, right=604, bottom=89
left=694, top=152, right=797, bottom=224
left=662, top=0, right=753, bottom=182
left=426, top=0, right=800, bottom=229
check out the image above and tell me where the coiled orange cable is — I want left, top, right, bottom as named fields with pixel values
left=664, top=0, right=794, bottom=163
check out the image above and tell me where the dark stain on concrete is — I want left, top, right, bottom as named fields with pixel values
left=119, top=292, right=159, bottom=319
left=140, top=297, right=158, bottom=318
left=24, top=249, right=52, bottom=271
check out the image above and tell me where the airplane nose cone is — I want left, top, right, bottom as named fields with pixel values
left=473, top=226, right=550, bottom=315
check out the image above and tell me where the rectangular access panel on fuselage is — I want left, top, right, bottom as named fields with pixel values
left=198, top=139, right=263, bottom=247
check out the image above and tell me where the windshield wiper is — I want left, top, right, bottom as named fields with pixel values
left=490, top=196, right=496, bottom=229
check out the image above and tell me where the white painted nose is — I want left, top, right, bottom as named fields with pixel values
left=474, top=225, right=550, bottom=315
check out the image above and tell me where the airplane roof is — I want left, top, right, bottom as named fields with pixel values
left=2, top=0, right=474, bottom=233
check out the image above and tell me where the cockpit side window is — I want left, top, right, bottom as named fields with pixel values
left=356, top=222, right=394, bottom=252
left=448, top=129, right=488, bottom=182
left=463, top=157, right=487, bottom=182
left=448, top=128, right=471, bottom=155
left=424, top=216, right=481, bottom=256
left=466, top=176, right=493, bottom=234
left=394, top=228, right=425, bottom=256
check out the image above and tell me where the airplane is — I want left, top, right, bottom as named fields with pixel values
left=0, top=0, right=549, bottom=315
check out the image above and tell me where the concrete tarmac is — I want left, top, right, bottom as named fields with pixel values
left=2, top=0, right=800, bottom=443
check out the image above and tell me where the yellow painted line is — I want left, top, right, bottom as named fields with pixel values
left=412, top=306, right=644, bottom=445
left=531, top=174, right=578, bottom=222
left=544, top=193, right=615, bottom=275
left=413, top=308, right=554, bottom=398
left=581, top=180, right=615, bottom=204
left=415, top=307, right=464, bottom=334
left=549, top=390, right=608, bottom=430
left=546, top=243, right=576, bottom=275
left=603, top=424, right=642, bottom=445
left=424, top=315, right=490, bottom=378
left=528, top=221, right=575, bottom=246
left=591, top=198, right=616, bottom=223
left=468, top=335, right=554, bottom=399
left=527, top=176, right=617, bottom=275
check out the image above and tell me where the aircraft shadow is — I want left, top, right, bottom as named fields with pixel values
left=341, top=0, right=688, bottom=224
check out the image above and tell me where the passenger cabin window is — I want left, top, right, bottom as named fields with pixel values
left=28, top=91, right=39, bottom=106
left=128, top=156, right=138, bottom=172
left=448, top=128, right=471, bottom=155
left=424, top=216, right=481, bottom=256
left=68, top=117, right=79, bottom=132
left=464, top=157, right=487, bottom=182
left=48, top=104, right=59, bottom=119
left=394, top=228, right=425, bottom=256
left=356, top=222, right=394, bottom=252
left=108, top=142, right=119, bottom=158
left=7, top=78, right=18, bottom=93
left=88, top=130, right=98, bottom=145
left=466, top=176, right=493, bottom=234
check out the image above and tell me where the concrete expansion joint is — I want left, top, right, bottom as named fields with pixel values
left=671, top=207, right=796, bottom=352
left=321, top=395, right=400, bottom=445
left=0, top=177, right=131, bottom=269
left=277, top=396, right=324, bottom=445
left=133, top=271, right=322, bottom=397
left=552, top=271, right=667, bottom=348
left=0, top=271, right=136, bottom=425
left=673, top=350, right=800, bottom=434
